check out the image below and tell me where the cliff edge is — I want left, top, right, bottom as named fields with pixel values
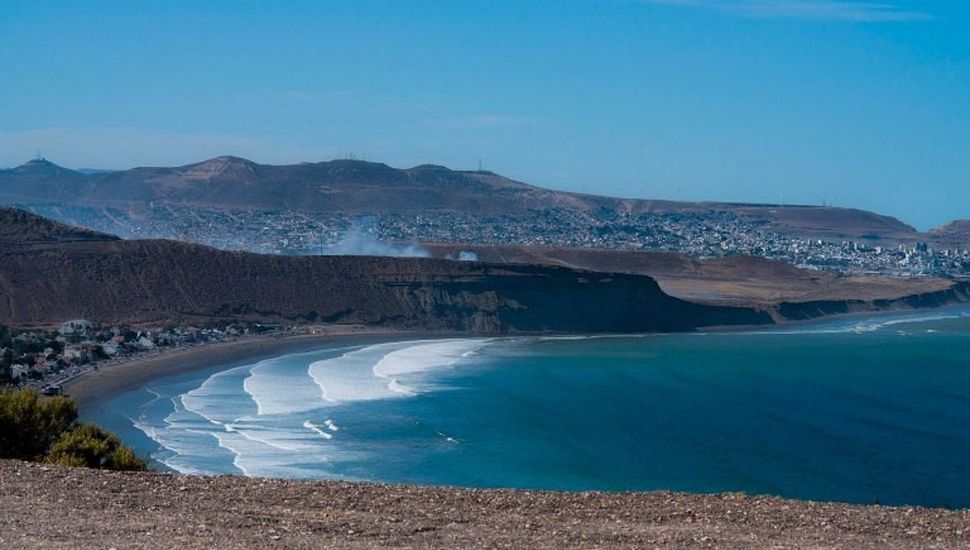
left=0, top=207, right=771, bottom=332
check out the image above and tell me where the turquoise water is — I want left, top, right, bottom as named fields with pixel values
left=85, top=307, right=970, bottom=508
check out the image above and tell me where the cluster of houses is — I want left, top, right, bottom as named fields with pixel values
left=1, top=320, right=277, bottom=388
left=25, top=203, right=970, bottom=277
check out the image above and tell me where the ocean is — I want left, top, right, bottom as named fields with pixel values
left=85, top=306, right=970, bottom=508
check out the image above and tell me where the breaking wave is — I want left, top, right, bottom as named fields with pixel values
left=131, top=338, right=492, bottom=478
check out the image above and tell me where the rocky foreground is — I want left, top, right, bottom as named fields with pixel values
left=1, top=461, right=968, bottom=549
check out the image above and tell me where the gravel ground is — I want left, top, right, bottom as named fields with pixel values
left=1, top=460, right=968, bottom=549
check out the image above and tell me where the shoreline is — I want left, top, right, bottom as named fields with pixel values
left=64, top=327, right=453, bottom=409
left=53, top=307, right=970, bottom=520
left=64, top=301, right=970, bottom=409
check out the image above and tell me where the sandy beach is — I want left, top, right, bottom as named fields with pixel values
left=63, top=327, right=441, bottom=409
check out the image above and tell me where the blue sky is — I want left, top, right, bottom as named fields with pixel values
left=1, top=0, right=967, bottom=229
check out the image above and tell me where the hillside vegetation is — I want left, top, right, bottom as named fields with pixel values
left=0, top=388, right=145, bottom=470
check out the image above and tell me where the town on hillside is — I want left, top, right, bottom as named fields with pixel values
left=22, top=203, right=970, bottom=277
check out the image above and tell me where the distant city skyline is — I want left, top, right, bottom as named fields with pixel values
left=1, top=0, right=968, bottom=229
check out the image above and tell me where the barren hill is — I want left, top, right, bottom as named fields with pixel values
left=0, top=207, right=770, bottom=331
left=0, top=207, right=117, bottom=247
left=0, top=156, right=573, bottom=216
left=931, top=220, right=970, bottom=247
left=0, top=157, right=920, bottom=241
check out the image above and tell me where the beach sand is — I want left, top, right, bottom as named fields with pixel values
left=63, top=327, right=439, bottom=409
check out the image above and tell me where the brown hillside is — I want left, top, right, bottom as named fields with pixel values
left=0, top=206, right=117, bottom=247
left=0, top=157, right=919, bottom=241
left=0, top=208, right=770, bottom=332
left=931, top=220, right=970, bottom=247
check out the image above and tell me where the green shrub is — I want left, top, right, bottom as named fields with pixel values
left=105, top=444, right=148, bottom=471
left=0, top=388, right=77, bottom=460
left=48, top=423, right=147, bottom=471
left=0, top=388, right=146, bottom=471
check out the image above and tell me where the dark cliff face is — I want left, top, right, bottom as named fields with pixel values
left=0, top=239, right=773, bottom=332
left=1, top=207, right=962, bottom=331
left=385, top=266, right=772, bottom=333
left=775, top=282, right=970, bottom=321
left=0, top=209, right=772, bottom=332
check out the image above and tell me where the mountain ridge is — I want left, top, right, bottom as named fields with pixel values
left=0, top=156, right=923, bottom=241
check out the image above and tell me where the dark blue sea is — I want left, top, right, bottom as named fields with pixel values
left=85, top=306, right=970, bottom=508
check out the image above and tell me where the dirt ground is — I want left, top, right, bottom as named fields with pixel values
left=2, top=460, right=967, bottom=549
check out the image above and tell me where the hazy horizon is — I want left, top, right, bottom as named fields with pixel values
left=2, top=0, right=968, bottom=230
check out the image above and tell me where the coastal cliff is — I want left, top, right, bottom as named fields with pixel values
left=2, top=207, right=964, bottom=332
left=0, top=207, right=771, bottom=332
left=776, top=282, right=970, bottom=321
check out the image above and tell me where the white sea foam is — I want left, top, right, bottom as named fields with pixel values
left=181, top=365, right=254, bottom=425
left=304, top=420, right=333, bottom=440
left=242, top=350, right=360, bottom=416
left=373, top=339, right=488, bottom=378
left=850, top=311, right=970, bottom=332
left=128, top=414, right=196, bottom=470
left=371, top=339, right=492, bottom=396
left=137, top=339, right=493, bottom=478
left=136, top=364, right=278, bottom=474
left=387, top=379, right=415, bottom=396
left=210, top=414, right=375, bottom=480
left=732, top=308, right=970, bottom=337
left=129, top=389, right=179, bottom=461
left=537, top=334, right=648, bottom=341
left=169, top=412, right=338, bottom=477
left=223, top=420, right=314, bottom=452
left=207, top=428, right=334, bottom=479
left=742, top=327, right=850, bottom=336
left=131, top=371, right=345, bottom=478
left=130, top=394, right=233, bottom=475
left=144, top=387, right=165, bottom=404
left=436, top=430, right=458, bottom=443
left=306, top=339, right=488, bottom=404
